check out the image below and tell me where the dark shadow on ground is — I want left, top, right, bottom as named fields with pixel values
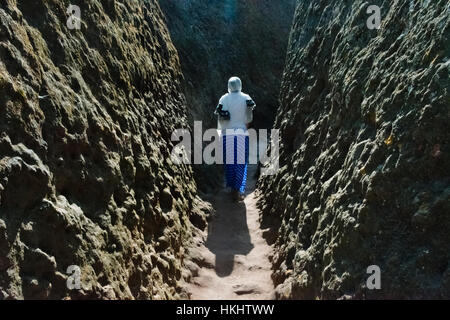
left=205, top=197, right=254, bottom=277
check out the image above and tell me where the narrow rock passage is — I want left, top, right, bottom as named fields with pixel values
left=186, top=163, right=275, bottom=300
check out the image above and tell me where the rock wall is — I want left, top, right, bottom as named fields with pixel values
left=258, top=0, right=450, bottom=299
left=0, top=0, right=207, bottom=299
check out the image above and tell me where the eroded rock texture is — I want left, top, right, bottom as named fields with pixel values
left=258, top=0, right=450, bottom=299
left=0, top=0, right=207, bottom=299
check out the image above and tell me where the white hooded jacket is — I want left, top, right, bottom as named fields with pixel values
left=216, top=77, right=255, bottom=135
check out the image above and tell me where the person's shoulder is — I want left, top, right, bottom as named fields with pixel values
left=219, top=93, right=229, bottom=102
left=241, top=92, right=252, bottom=100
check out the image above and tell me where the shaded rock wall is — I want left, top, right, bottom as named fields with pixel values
left=0, top=0, right=206, bottom=299
left=258, top=0, right=450, bottom=299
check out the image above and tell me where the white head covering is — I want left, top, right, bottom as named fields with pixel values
left=228, top=77, right=242, bottom=93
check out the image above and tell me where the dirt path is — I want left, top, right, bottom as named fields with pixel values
left=186, top=164, right=275, bottom=300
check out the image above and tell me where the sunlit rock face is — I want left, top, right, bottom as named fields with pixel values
left=257, top=0, right=450, bottom=299
left=0, top=0, right=209, bottom=299
left=159, top=0, right=296, bottom=192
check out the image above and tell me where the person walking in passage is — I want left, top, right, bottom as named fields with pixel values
left=214, top=77, right=256, bottom=202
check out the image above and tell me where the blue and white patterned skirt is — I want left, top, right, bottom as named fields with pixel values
left=222, top=134, right=249, bottom=194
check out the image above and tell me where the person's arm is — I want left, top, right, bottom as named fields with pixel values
left=245, top=96, right=256, bottom=127
left=214, top=104, right=220, bottom=116
left=215, top=96, right=230, bottom=120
